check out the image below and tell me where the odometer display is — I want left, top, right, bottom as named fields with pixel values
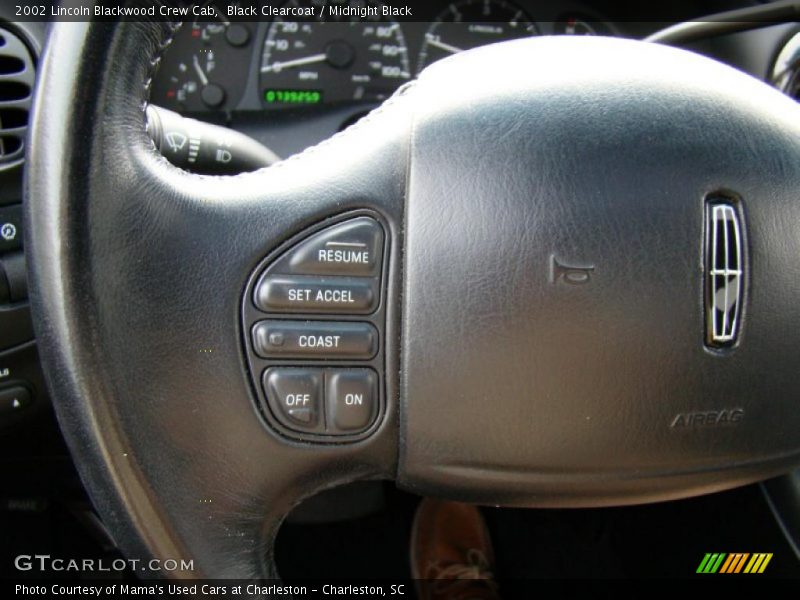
left=265, top=89, right=323, bottom=104
left=260, top=0, right=411, bottom=108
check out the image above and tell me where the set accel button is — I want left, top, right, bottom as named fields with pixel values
left=255, top=275, right=377, bottom=314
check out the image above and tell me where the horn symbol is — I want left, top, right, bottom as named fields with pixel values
left=550, top=255, right=595, bottom=285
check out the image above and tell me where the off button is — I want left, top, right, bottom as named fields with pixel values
left=263, top=368, right=323, bottom=433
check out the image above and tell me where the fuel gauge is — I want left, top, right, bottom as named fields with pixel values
left=150, top=2, right=253, bottom=113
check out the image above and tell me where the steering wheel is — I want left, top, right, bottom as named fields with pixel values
left=26, top=20, right=800, bottom=578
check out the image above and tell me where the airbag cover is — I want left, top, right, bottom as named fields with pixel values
left=399, top=37, right=800, bottom=506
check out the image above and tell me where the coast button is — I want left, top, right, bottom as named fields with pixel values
left=252, top=321, right=378, bottom=359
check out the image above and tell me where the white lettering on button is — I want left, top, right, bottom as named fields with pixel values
left=286, top=288, right=355, bottom=304
left=344, top=393, right=363, bottom=406
left=316, top=289, right=354, bottom=303
left=285, top=393, right=311, bottom=406
left=317, top=248, right=370, bottom=265
left=298, top=335, right=341, bottom=348
left=288, top=288, right=312, bottom=302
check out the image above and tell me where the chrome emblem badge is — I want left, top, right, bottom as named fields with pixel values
left=706, top=200, right=744, bottom=347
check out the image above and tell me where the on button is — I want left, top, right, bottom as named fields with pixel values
left=326, top=369, right=378, bottom=434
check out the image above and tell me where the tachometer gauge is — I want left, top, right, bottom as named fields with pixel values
left=260, top=0, right=411, bottom=107
left=417, top=0, right=538, bottom=75
left=150, top=2, right=253, bottom=113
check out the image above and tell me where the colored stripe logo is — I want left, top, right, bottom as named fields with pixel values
left=696, top=553, right=773, bottom=574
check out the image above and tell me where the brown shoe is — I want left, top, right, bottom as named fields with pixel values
left=411, top=498, right=499, bottom=600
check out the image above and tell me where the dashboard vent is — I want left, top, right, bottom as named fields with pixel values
left=0, top=27, right=34, bottom=169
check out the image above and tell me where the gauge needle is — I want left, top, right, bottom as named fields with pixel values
left=425, top=37, right=464, bottom=54
left=261, top=53, right=328, bottom=73
left=192, top=55, right=209, bottom=86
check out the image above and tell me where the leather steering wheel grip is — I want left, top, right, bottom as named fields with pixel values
left=25, top=20, right=407, bottom=578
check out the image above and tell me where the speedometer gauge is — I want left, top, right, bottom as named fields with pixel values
left=417, top=0, right=538, bottom=74
left=260, top=0, right=411, bottom=108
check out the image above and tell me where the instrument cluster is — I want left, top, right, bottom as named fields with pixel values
left=150, top=0, right=620, bottom=114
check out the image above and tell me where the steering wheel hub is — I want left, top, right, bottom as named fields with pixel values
left=399, top=39, right=800, bottom=504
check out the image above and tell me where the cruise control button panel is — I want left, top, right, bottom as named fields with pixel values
left=242, top=214, right=388, bottom=442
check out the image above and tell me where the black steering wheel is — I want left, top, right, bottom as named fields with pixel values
left=25, top=19, right=800, bottom=578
